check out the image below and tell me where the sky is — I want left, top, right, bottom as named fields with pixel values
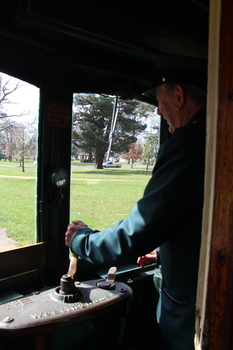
left=1, top=72, right=40, bottom=122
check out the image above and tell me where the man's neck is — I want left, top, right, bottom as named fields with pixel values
left=180, top=101, right=206, bottom=127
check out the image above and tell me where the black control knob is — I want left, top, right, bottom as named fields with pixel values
left=59, top=274, right=77, bottom=295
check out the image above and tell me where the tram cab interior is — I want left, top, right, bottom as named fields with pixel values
left=0, top=0, right=233, bottom=349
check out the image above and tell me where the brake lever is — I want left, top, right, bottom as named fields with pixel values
left=67, top=254, right=78, bottom=278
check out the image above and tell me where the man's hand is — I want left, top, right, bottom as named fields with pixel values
left=65, top=220, right=88, bottom=247
left=137, top=250, right=157, bottom=268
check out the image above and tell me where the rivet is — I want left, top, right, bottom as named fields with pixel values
left=4, top=316, right=14, bottom=324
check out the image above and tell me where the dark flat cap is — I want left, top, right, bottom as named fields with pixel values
left=143, top=66, right=207, bottom=99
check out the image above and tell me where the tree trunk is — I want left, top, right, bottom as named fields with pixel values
left=88, top=150, right=93, bottom=162
left=96, top=152, right=104, bottom=169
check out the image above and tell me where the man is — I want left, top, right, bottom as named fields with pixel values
left=65, top=66, right=207, bottom=350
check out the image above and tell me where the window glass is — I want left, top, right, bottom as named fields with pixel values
left=70, top=93, right=160, bottom=230
left=0, top=73, right=39, bottom=251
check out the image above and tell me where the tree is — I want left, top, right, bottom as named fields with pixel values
left=72, top=94, right=155, bottom=169
left=123, top=141, right=143, bottom=168
left=15, top=123, right=37, bottom=170
left=0, top=74, right=29, bottom=119
left=142, top=129, right=159, bottom=175
left=0, top=119, right=17, bottom=161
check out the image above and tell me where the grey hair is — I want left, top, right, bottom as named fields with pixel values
left=165, top=82, right=207, bottom=104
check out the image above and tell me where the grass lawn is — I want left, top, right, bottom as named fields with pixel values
left=0, top=161, right=152, bottom=246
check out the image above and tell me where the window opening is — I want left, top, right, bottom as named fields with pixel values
left=0, top=73, right=39, bottom=251
left=70, top=93, right=160, bottom=232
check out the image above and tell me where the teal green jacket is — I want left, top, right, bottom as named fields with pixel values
left=71, top=108, right=206, bottom=350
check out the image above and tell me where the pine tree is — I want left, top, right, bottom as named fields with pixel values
left=72, top=94, right=155, bottom=168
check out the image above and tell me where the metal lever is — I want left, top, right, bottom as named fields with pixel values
left=58, top=254, right=81, bottom=298
left=106, top=266, right=117, bottom=283
left=97, top=266, right=117, bottom=290
left=67, top=254, right=78, bottom=278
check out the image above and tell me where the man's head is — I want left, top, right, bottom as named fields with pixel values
left=144, top=67, right=207, bottom=133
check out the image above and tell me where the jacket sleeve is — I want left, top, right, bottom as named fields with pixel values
left=70, top=122, right=205, bottom=265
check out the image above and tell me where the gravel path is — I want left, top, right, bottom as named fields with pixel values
left=0, top=228, right=19, bottom=251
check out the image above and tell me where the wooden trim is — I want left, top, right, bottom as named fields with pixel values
left=198, top=0, right=233, bottom=348
left=0, top=243, right=47, bottom=280
left=195, top=0, right=221, bottom=348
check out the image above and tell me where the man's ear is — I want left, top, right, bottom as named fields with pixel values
left=175, top=84, right=185, bottom=110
